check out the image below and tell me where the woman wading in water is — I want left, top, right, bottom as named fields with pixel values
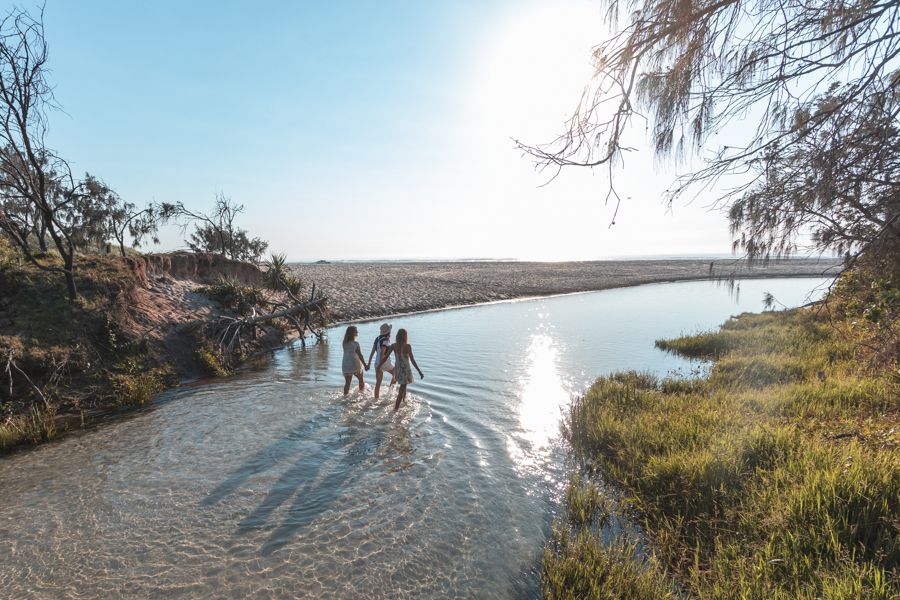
left=366, top=323, right=395, bottom=399
left=378, top=328, right=424, bottom=411
left=341, top=326, right=368, bottom=396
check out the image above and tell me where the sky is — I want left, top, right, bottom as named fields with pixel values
left=39, top=0, right=736, bottom=261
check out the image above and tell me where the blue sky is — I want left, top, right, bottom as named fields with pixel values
left=41, top=0, right=734, bottom=260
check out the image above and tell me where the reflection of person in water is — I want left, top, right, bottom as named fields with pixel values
left=378, top=328, right=424, bottom=411
left=341, top=326, right=368, bottom=396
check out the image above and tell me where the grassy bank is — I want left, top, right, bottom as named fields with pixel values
left=0, top=246, right=178, bottom=451
left=544, top=305, right=899, bottom=598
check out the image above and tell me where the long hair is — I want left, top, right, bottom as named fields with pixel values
left=343, top=325, right=358, bottom=344
left=395, top=328, right=408, bottom=357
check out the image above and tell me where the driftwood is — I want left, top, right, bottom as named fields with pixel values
left=212, top=293, right=328, bottom=359
left=3, top=352, right=50, bottom=408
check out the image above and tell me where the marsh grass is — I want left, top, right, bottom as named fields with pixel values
left=545, top=308, right=900, bottom=599
left=543, top=525, right=676, bottom=600
left=565, top=474, right=611, bottom=529
left=0, top=405, right=56, bottom=450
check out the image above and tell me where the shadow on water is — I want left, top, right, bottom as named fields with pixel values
left=201, top=404, right=344, bottom=508
left=258, top=406, right=417, bottom=555
left=202, top=385, right=418, bottom=555
left=258, top=428, right=380, bottom=555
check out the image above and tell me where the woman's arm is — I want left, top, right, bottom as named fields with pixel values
left=408, top=346, right=424, bottom=379
left=366, top=340, right=377, bottom=369
left=355, top=344, right=368, bottom=370
left=377, top=345, right=394, bottom=370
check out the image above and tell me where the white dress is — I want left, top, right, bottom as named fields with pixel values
left=342, top=341, right=363, bottom=375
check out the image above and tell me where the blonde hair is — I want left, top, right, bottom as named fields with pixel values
left=395, top=328, right=408, bottom=357
left=343, top=325, right=358, bottom=344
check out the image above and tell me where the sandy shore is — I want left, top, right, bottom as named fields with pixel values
left=288, top=259, right=839, bottom=323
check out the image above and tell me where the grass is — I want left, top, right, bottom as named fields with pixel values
left=197, top=276, right=268, bottom=315
left=0, top=405, right=57, bottom=448
left=196, top=345, right=230, bottom=377
left=543, top=526, right=676, bottom=600
left=565, top=473, right=611, bottom=529
left=544, top=307, right=900, bottom=599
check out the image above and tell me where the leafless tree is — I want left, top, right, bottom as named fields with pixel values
left=0, top=7, right=84, bottom=299
left=519, top=0, right=900, bottom=266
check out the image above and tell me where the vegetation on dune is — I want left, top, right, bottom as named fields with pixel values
left=544, top=269, right=900, bottom=599
left=0, top=245, right=328, bottom=452
left=193, top=254, right=326, bottom=371
left=0, top=249, right=177, bottom=451
left=161, top=194, right=270, bottom=265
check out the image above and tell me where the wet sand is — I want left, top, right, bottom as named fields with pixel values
left=289, top=259, right=839, bottom=322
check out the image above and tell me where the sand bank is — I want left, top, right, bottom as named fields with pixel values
left=289, top=259, right=839, bottom=323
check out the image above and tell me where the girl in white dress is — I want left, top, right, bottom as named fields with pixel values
left=341, top=326, right=367, bottom=396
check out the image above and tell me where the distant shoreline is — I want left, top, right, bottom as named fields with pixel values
left=291, top=255, right=836, bottom=264
left=328, top=274, right=834, bottom=328
left=289, top=258, right=840, bottom=324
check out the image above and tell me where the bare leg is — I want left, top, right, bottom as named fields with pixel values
left=343, top=374, right=352, bottom=396
left=356, top=372, right=365, bottom=391
left=394, top=384, right=407, bottom=411
left=374, top=369, right=384, bottom=399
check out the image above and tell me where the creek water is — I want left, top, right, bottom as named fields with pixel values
left=0, top=277, right=829, bottom=599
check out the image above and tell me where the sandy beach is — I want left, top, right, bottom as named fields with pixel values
left=289, top=258, right=839, bottom=322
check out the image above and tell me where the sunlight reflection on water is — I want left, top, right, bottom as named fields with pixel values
left=517, top=332, right=570, bottom=453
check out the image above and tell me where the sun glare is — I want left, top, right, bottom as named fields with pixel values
left=514, top=332, right=571, bottom=459
left=469, top=1, right=604, bottom=148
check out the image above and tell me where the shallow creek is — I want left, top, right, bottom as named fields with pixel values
left=0, top=278, right=829, bottom=598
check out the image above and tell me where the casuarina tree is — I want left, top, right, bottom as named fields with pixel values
left=520, top=0, right=900, bottom=266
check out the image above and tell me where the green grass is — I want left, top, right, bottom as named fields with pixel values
left=196, top=345, right=230, bottom=377
left=0, top=405, right=57, bottom=449
left=543, top=526, right=676, bottom=600
left=544, top=308, right=900, bottom=599
left=564, top=474, right=611, bottom=529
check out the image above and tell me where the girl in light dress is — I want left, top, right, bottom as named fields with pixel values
left=378, top=328, right=424, bottom=411
left=341, top=326, right=368, bottom=396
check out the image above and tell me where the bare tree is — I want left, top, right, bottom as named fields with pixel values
left=0, top=7, right=83, bottom=299
left=519, top=0, right=900, bottom=266
left=164, top=193, right=269, bottom=263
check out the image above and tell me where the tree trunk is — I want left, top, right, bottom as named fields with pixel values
left=63, top=254, right=78, bottom=300
left=37, top=221, right=47, bottom=252
left=63, top=265, right=77, bottom=300
left=241, top=297, right=327, bottom=326
left=45, top=218, right=78, bottom=300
